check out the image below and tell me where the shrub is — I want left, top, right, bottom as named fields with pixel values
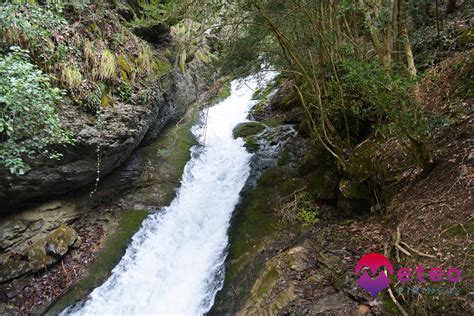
left=340, top=60, right=428, bottom=142
left=0, top=3, right=69, bottom=65
left=297, top=208, right=319, bottom=226
left=0, top=47, right=72, bottom=175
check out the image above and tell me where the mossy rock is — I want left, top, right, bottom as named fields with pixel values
left=233, top=122, right=266, bottom=139
left=45, top=210, right=148, bottom=315
left=116, top=54, right=134, bottom=77
left=252, top=266, right=280, bottom=299
left=244, top=136, right=260, bottom=153
left=0, top=225, right=79, bottom=283
left=262, top=116, right=285, bottom=128
left=208, top=81, right=231, bottom=105
left=343, top=140, right=378, bottom=182
left=251, top=83, right=275, bottom=101
left=307, top=170, right=340, bottom=200
left=298, top=148, right=341, bottom=200
left=339, top=178, right=372, bottom=201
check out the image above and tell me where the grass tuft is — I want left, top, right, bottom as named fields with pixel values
left=136, top=43, right=153, bottom=76
left=83, top=40, right=97, bottom=66
left=94, top=48, right=116, bottom=81
left=60, top=63, right=83, bottom=89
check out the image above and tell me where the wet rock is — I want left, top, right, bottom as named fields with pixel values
left=233, top=122, right=266, bottom=139
left=0, top=225, right=79, bottom=283
left=44, top=225, right=79, bottom=257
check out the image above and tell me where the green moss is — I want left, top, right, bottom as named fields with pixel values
left=233, top=122, right=265, bottom=139
left=250, top=100, right=266, bottom=117
left=153, top=58, right=171, bottom=76
left=226, top=167, right=300, bottom=281
left=343, top=140, right=378, bottom=181
left=262, top=116, right=285, bottom=128
left=45, top=210, right=149, bottom=315
left=252, top=82, right=275, bottom=101
left=278, top=149, right=290, bottom=166
left=244, top=136, right=259, bottom=153
left=255, top=267, right=280, bottom=298
left=116, top=54, right=134, bottom=77
left=208, top=81, right=231, bottom=105
left=194, top=49, right=210, bottom=64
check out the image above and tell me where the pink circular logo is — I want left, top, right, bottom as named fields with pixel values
left=355, top=253, right=393, bottom=296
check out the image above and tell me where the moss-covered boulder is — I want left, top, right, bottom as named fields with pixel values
left=44, top=225, right=80, bottom=257
left=299, top=150, right=341, bottom=200
left=244, top=136, right=260, bottom=153
left=0, top=225, right=79, bottom=283
left=233, top=122, right=266, bottom=139
left=306, top=171, right=339, bottom=200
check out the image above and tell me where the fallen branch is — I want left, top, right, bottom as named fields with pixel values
left=388, top=287, right=408, bottom=316
left=400, top=241, right=436, bottom=258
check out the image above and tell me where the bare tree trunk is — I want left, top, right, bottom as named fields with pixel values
left=447, top=0, right=457, bottom=15
left=399, top=0, right=417, bottom=78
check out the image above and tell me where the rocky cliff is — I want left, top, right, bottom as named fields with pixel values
left=0, top=1, right=215, bottom=208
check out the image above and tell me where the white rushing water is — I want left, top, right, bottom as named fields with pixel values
left=64, top=73, right=275, bottom=316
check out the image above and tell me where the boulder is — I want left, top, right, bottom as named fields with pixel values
left=233, top=122, right=266, bottom=139
left=0, top=225, right=79, bottom=283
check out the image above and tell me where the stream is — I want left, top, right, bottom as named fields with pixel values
left=63, top=73, right=274, bottom=315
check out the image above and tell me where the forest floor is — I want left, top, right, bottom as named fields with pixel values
left=213, top=50, right=473, bottom=315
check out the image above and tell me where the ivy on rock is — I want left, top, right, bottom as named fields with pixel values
left=0, top=47, right=72, bottom=175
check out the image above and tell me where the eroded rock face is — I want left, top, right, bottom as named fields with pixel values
left=0, top=61, right=208, bottom=208
left=0, top=225, right=80, bottom=283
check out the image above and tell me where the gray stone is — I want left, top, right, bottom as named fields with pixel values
left=0, top=225, right=79, bottom=283
left=308, top=292, right=351, bottom=314
left=0, top=56, right=209, bottom=208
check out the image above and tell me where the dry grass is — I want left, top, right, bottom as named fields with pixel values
left=83, top=40, right=97, bottom=66
left=94, top=48, right=116, bottom=81
left=136, top=43, right=153, bottom=76
left=60, top=63, right=83, bottom=89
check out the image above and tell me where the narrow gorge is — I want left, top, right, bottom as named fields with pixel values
left=0, top=1, right=472, bottom=315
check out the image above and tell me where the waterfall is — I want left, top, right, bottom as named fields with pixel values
left=63, top=73, right=275, bottom=315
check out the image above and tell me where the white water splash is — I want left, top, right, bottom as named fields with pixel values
left=63, top=73, right=275, bottom=316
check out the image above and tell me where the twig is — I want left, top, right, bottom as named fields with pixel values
left=388, top=287, right=408, bottom=316
left=394, top=226, right=412, bottom=261
left=61, top=261, right=70, bottom=283
left=399, top=241, right=436, bottom=259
